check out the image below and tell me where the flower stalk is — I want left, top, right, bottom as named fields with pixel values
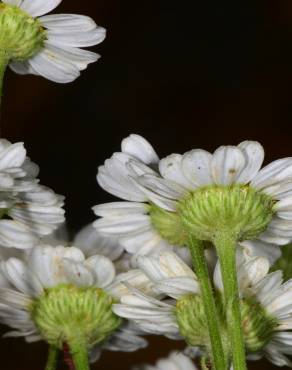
left=188, top=236, right=227, bottom=370
left=45, top=346, right=59, bottom=370
left=214, top=233, right=247, bottom=370
left=69, top=341, right=90, bottom=370
left=0, top=50, right=8, bottom=106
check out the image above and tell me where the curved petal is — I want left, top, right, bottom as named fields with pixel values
left=121, top=134, right=159, bottom=165
left=20, top=0, right=62, bottom=17
left=181, top=149, right=213, bottom=186
left=40, top=14, right=97, bottom=32
left=84, top=255, right=115, bottom=288
left=28, top=48, right=80, bottom=83
left=47, top=27, right=106, bottom=48
left=211, top=146, right=246, bottom=185
left=237, top=141, right=264, bottom=183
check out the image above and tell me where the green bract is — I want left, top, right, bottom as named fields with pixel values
left=241, top=298, right=278, bottom=353
left=0, top=3, right=46, bottom=61
left=178, top=184, right=275, bottom=242
left=31, top=285, right=122, bottom=350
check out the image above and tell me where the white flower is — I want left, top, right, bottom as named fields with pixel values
left=3, top=0, right=106, bottom=83
left=114, top=250, right=292, bottom=367
left=0, top=139, right=65, bottom=249
left=215, top=254, right=292, bottom=367
left=94, top=134, right=282, bottom=262
left=0, top=244, right=150, bottom=356
left=132, top=351, right=198, bottom=370
left=113, top=251, right=199, bottom=339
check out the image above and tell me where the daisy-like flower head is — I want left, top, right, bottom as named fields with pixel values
left=0, top=0, right=106, bottom=83
left=94, top=134, right=284, bottom=261
left=0, top=244, right=150, bottom=359
left=132, top=351, right=198, bottom=370
left=0, top=139, right=65, bottom=249
left=113, top=250, right=292, bottom=367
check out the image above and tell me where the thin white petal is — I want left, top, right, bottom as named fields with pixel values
left=40, top=14, right=97, bottom=32
left=47, top=27, right=106, bottom=47
left=121, top=134, right=159, bottom=164
left=20, top=0, right=62, bottom=17
left=84, top=255, right=115, bottom=288
left=28, top=49, right=80, bottom=83
left=236, top=141, right=264, bottom=183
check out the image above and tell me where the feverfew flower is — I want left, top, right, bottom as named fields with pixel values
left=1, top=0, right=106, bottom=83
left=114, top=250, right=292, bottom=368
left=215, top=254, right=292, bottom=367
left=0, top=139, right=64, bottom=249
left=132, top=351, right=198, bottom=370
left=94, top=134, right=282, bottom=262
left=0, top=245, right=149, bottom=363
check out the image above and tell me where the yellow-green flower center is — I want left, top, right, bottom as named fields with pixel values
left=0, top=3, right=46, bottom=61
left=30, top=285, right=122, bottom=350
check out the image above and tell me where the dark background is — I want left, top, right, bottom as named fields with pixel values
left=1, top=0, right=292, bottom=368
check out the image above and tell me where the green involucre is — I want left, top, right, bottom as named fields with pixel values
left=178, top=184, right=275, bottom=242
left=30, top=285, right=122, bottom=350
left=149, top=203, right=187, bottom=246
left=175, top=293, right=278, bottom=361
left=241, top=298, right=278, bottom=353
left=0, top=3, right=46, bottom=61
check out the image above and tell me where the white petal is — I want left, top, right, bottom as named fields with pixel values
left=40, top=14, right=97, bottom=32
left=0, top=142, right=26, bottom=170
left=275, top=197, right=292, bottom=220
left=258, top=230, right=291, bottom=246
left=93, top=214, right=151, bottom=235
left=84, top=255, right=115, bottom=288
left=73, top=223, right=124, bottom=261
left=108, top=270, right=153, bottom=299
left=20, top=0, right=62, bottom=17
left=9, top=60, right=37, bottom=75
left=251, top=158, right=292, bottom=190
left=136, top=174, right=185, bottom=199
left=0, top=220, right=39, bottom=249
left=43, top=43, right=99, bottom=70
left=138, top=252, right=195, bottom=281
left=239, top=240, right=281, bottom=265
left=28, top=48, right=80, bottom=83
left=47, top=27, right=106, bottom=47
left=159, top=154, right=193, bottom=188
left=93, top=202, right=147, bottom=218
left=121, top=135, right=159, bottom=164
left=155, top=276, right=199, bottom=298
left=62, top=259, right=93, bottom=287
left=181, top=149, right=213, bottom=186
left=130, top=177, right=177, bottom=211
left=236, top=141, right=264, bottom=183
left=120, top=229, right=164, bottom=254
left=211, top=146, right=246, bottom=185
left=2, top=259, right=43, bottom=297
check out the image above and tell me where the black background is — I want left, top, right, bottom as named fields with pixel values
left=1, top=0, right=292, bottom=368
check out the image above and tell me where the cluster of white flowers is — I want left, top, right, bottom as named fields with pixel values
left=1, top=1, right=292, bottom=369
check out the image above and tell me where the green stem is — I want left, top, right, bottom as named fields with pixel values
left=188, top=236, right=227, bottom=370
left=45, top=345, right=59, bottom=370
left=0, top=50, right=8, bottom=104
left=214, top=233, right=247, bottom=370
left=69, top=342, right=90, bottom=370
